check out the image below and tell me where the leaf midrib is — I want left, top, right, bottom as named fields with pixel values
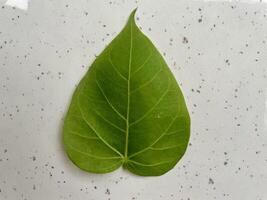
left=124, top=18, right=133, bottom=161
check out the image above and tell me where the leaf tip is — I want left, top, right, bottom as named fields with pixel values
left=129, top=8, right=138, bottom=21
left=132, top=7, right=138, bottom=14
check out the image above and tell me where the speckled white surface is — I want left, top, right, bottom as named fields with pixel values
left=0, top=0, right=267, bottom=200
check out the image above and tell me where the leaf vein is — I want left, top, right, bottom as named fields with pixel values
left=129, top=115, right=179, bottom=158
left=80, top=93, right=125, bottom=132
left=108, top=53, right=128, bottom=81
left=165, top=128, right=185, bottom=136
left=78, top=91, right=124, bottom=157
left=130, top=68, right=162, bottom=94
left=68, top=130, right=99, bottom=140
left=66, top=144, right=121, bottom=160
left=131, top=51, right=152, bottom=75
left=149, top=144, right=183, bottom=151
left=129, top=79, right=171, bottom=126
left=96, top=79, right=127, bottom=121
left=128, top=160, right=173, bottom=167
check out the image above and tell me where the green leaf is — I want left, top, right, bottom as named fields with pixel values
left=63, top=9, right=190, bottom=176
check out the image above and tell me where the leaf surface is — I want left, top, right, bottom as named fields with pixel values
left=63, top=9, right=190, bottom=176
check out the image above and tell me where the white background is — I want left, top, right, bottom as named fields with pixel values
left=0, top=0, right=267, bottom=199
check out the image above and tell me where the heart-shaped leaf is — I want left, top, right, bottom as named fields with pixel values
left=63, top=9, right=190, bottom=176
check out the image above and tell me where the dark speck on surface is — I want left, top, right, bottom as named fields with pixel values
left=209, top=178, right=214, bottom=185
left=105, top=188, right=111, bottom=195
left=182, top=36, right=189, bottom=44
